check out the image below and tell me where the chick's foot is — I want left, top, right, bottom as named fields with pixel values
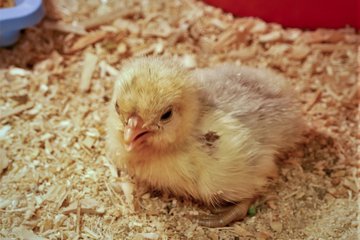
left=209, top=204, right=235, bottom=214
left=196, top=199, right=253, bottom=228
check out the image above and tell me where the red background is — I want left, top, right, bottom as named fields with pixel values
left=204, top=0, right=359, bottom=29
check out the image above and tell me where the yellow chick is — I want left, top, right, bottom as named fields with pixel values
left=106, top=56, right=304, bottom=227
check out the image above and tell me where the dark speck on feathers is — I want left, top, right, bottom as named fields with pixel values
left=204, top=131, right=220, bottom=145
left=199, top=131, right=220, bottom=152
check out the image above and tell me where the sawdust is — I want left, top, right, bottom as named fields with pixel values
left=0, top=0, right=358, bottom=239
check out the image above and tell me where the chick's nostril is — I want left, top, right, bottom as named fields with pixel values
left=128, top=117, right=138, bottom=128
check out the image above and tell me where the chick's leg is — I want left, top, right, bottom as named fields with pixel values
left=133, top=179, right=150, bottom=212
left=197, top=199, right=253, bottom=228
left=209, top=204, right=235, bottom=214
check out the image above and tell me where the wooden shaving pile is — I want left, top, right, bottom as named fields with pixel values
left=0, top=0, right=14, bottom=8
left=0, top=0, right=358, bottom=239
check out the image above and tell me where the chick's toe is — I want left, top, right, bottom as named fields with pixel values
left=196, top=199, right=253, bottom=228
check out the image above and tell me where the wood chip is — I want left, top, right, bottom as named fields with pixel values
left=0, top=102, right=34, bottom=120
left=43, top=184, right=68, bottom=209
left=62, top=198, right=105, bottom=215
left=113, top=19, right=141, bottom=35
left=311, top=43, right=356, bottom=52
left=0, top=149, right=9, bottom=175
left=142, top=20, right=173, bottom=38
left=306, top=90, right=322, bottom=111
left=0, top=0, right=15, bottom=8
left=79, top=52, right=98, bottom=93
left=40, top=218, right=54, bottom=232
left=302, top=29, right=346, bottom=43
left=12, top=226, right=46, bottom=240
left=133, top=233, right=160, bottom=239
left=213, top=25, right=244, bottom=51
left=54, top=214, right=67, bottom=228
left=181, top=54, right=197, bottom=69
left=27, top=103, right=42, bottom=116
left=232, top=225, right=253, bottom=237
left=43, top=20, right=87, bottom=35
left=267, top=44, right=290, bottom=56
left=82, top=136, right=96, bottom=149
left=289, top=45, right=311, bottom=60
left=67, top=31, right=108, bottom=53
left=342, top=178, right=358, bottom=192
left=76, top=200, right=82, bottom=235
left=229, top=45, right=257, bottom=60
left=283, top=29, right=302, bottom=41
left=80, top=9, right=139, bottom=29
left=99, top=60, right=120, bottom=77
left=249, top=20, right=267, bottom=33
left=255, top=231, right=273, bottom=240
left=0, top=125, right=11, bottom=139
left=9, top=67, right=30, bottom=76
left=259, top=31, right=282, bottom=42
left=270, top=221, right=283, bottom=232
left=0, top=198, right=12, bottom=209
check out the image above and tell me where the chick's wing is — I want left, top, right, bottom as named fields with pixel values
left=192, top=64, right=303, bottom=148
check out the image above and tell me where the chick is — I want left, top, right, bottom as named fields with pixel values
left=106, top=56, right=304, bottom=227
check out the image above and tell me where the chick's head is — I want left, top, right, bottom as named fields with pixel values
left=111, top=57, right=200, bottom=153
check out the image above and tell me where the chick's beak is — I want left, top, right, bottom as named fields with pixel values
left=124, top=115, right=150, bottom=151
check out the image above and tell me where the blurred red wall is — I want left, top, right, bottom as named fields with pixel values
left=204, top=0, right=359, bottom=29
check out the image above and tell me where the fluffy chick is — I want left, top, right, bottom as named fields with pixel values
left=106, top=56, right=304, bottom=227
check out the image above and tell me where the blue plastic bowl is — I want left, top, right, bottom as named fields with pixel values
left=0, top=0, right=44, bottom=47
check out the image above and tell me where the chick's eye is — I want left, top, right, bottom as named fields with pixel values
left=160, top=108, right=173, bottom=122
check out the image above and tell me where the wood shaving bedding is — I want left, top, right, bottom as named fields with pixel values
left=0, top=0, right=358, bottom=239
